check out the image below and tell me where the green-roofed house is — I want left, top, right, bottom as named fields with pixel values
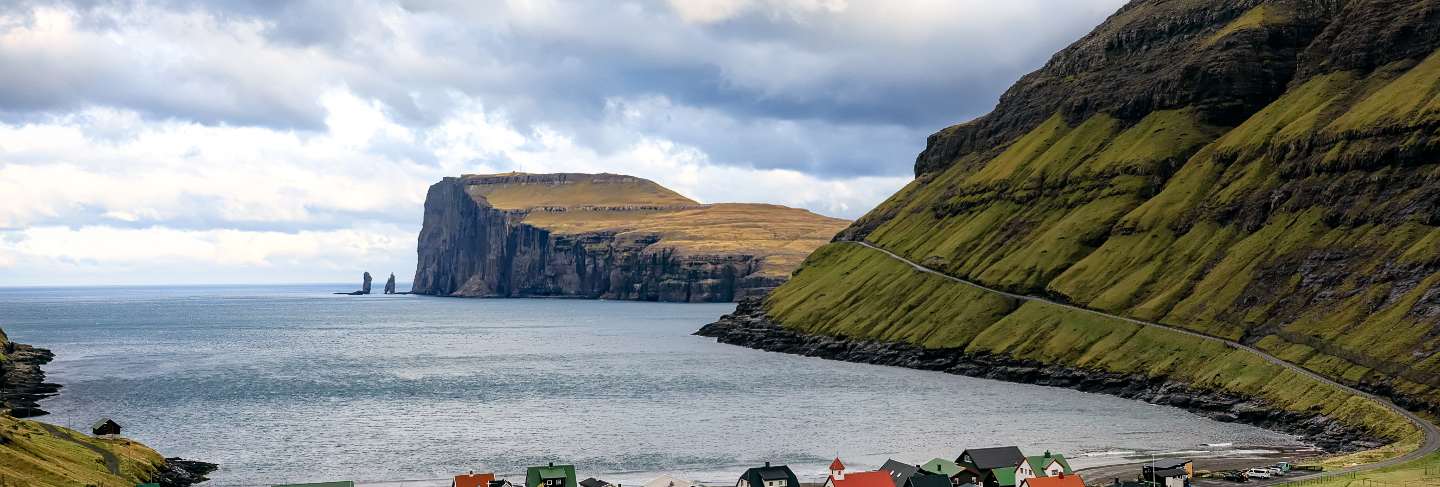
left=1015, top=451, right=1073, bottom=486
left=527, top=462, right=578, bottom=487
left=921, top=458, right=980, bottom=487
left=984, top=467, right=1016, bottom=487
left=271, top=482, right=355, bottom=487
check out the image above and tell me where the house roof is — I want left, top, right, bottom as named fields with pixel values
left=1020, top=474, right=1083, bottom=487
left=455, top=473, right=497, bottom=487
left=989, top=467, right=1017, bottom=487
left=1147, top=468, right=1187, bottom=478
left=91, top=418, right=118, bottom=430
left=905, top=474, right=952, bottom=487
left=1025, top=453, right=1072, bottom=476
left=742, top=464, right=798, bottom=485
left=881, top=459, right=921, bottom=486
left=957, top=447, right=1026, bottom=470
left=580, top=478, right=610, bottom=487
left=644, top=474, right=700, bottom=487
left=832, top=471, right=896, bottom=487
left=527, top=464, right=577, bottom=487
left=920, top=459, right=961, bottom=476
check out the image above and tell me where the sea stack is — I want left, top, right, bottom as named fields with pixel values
left=361, top=272, right=373, bottom=294
left=384, top=273, right=396, bottom=294
left=410, top=172, right=849, bottom=302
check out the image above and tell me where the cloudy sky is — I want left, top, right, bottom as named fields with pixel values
left=0, top=0, right=1126, bottom=286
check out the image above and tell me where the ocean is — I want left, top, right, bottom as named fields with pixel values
left=0, top=285, right=1303, bottom=486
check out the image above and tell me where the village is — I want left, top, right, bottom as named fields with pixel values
left=233, top=445, right=1299, bottom=487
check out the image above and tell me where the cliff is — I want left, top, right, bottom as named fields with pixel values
left=705, top=0, right=1440, bottom=454
left=0, top=329, right=215, bottom=486
left=0, top=328, right=59, bottom=418
left=411, top=172, right=849, bottom=302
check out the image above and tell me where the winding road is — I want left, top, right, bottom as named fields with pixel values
left=842, top=240, right=1440, bottom=479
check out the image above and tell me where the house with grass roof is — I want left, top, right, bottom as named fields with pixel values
left=527, top=463, right=578, bottom=487
left=921, top=458, right=980, bottom=487
left=955, top=447, right=1025, bottom=487
left=1015, top=451, right=1073, bottom=485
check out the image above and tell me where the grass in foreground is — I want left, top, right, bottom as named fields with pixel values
left=0, top=414, right=165, bottom=487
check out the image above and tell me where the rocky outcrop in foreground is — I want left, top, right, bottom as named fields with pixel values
left=154, top=458, right=219, bottom=487
left=697, top=297, right=1383, bottom=453
left=411, top=173, right=848, bottom=302
left=0, top=334, right=61, bottom=418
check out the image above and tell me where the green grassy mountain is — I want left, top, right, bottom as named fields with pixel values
left=752, top=0, right=1440, bottom=450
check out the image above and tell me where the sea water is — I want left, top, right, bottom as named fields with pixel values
left=0, top=285, right=1303, bottom=486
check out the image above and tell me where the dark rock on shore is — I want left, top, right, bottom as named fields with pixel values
left=384, top=273, right=397, bottom=294
left=697, top=297, right=1384, bottom=453
left=0, top=337, right=62, bottom=418
left=151, top=457, right=219, bottom=487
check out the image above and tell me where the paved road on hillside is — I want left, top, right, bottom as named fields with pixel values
left=844, top=240, right=1440, bottom=480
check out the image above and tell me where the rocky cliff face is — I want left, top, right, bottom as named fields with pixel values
left=411, top=173, right=848, bottom=302
left=0, top=328, right=60, bottom=418
left=705, top=0, right=1440, bottom=448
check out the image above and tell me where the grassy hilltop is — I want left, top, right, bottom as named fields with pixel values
left=3, top=330, right=175, bottom=486
left=460, top=172, right=847, bottom=280
left=763, top=0, right=1440, bottom=454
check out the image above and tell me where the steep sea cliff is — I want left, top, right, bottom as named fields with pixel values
left=411, top=173, right=847, bottom=302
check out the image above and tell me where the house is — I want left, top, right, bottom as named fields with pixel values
left=1142, top=459, right=1192, bottom=487
left=1141, top=460, right=1192, bottom=487
left=271, top=483, right=355, bottom=487
left=1015, top=451, right=1074, bottom=485
left=880, top=459, right=922, bottom=487
left=645, top=474, right=703, bottom=487
left=920, top=458, right=981, bottom=487
left=737, top=462, right=799, bottom=487
left=527, top=463, right=578, bottom=487
left=904, top=472, right=955, bottom=487
left=1018, top=473, right=1083, bottom=487
left=580, top=478, right=614, bottom=487
left=455, top=472, right=497, bottom=487
left=92, top=418, right=122, bottom=436
left=955, top=448, right=1026, bottom=487
left=824, top=458, right=900, bottom=487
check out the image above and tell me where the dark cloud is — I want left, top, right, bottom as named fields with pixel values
left=0, top=0, right=1126, bottom=178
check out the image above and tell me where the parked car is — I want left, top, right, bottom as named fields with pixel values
left=1274, top=462, right=1292, bottom=474
left=1220, top=472, right=1249, bottom=482
left=1261, top=467, right=1285, bottom=476
left=1244, top=469, right=1273, bottom=479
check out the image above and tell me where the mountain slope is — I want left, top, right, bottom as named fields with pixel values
left=411, top=173, right=849, bottom=302
left=715, top=0, right=1440, bottom=451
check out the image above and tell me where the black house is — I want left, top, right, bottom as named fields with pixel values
left=737, top=463, right=799, bottom=487
left=956, top=447, right=1026, bottom=487
left=906, top=473, right=955, bottom=487
left=91, top=418, right=121, bottom=436
left=881, top=459, right=922, bottom=487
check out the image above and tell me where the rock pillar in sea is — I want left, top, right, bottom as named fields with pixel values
left=362, top=272, right=373, bottom=294
left=384, top=274, right=396, bottom=294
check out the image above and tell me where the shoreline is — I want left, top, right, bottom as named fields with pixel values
left=695, top=297, right=1384, bottom=455
left=0, top=336, right=61, bottom=417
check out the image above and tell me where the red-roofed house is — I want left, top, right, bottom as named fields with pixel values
left=1018, top=473, right=1083, bottom=487
left=455, top=472, right=497, bottom=487
left=824, top=458, right=898, bottom=487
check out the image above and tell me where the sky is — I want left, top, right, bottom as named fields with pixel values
left=0, top=0, right=1128, bottom=286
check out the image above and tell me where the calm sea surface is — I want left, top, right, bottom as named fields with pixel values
left=0, top=285, right=1303, bottom=486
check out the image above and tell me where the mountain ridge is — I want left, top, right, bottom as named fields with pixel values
left=710, top=0, right=1440, bottom=460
